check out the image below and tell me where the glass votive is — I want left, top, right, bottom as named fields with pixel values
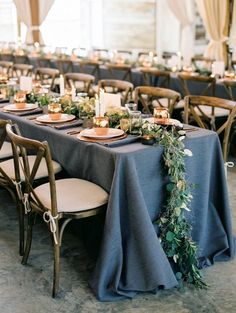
left=224, top=70, right=235, bottom=79
left=48, top=102, right=62, bottom=120
left=14, top=91, right=27, bottom=109
left=125, top=102, right=137, bottom=112
left=153, top=107, right=170, bottom=124
left=129, top=110, right=142, bottom=134
left=141, top=134, right=156, bottom=145
left=120, top=118, right=130, bottom=132
left=93, top=116, right=109, bottom=136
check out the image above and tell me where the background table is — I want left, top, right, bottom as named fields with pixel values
left=0, top=111, right=235, bottom=301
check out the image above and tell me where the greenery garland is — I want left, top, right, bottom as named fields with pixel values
left=157, top=127, right=207, bottom=288
left=141, top=122, right=207, bottom=288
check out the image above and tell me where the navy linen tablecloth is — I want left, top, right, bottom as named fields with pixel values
left=0, top=111, right=235, bottom=301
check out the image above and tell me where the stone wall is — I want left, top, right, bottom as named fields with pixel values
left=102, top=0, right=156, bottom=51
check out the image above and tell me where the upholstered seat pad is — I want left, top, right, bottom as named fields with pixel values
left=0, top=155, right=61, bottom=180
left=34, top=178, right=108, bottom=212
left=0, top=141, right=13, bottom=159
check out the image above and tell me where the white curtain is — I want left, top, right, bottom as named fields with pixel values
left=167, top=0, right=195, bottom=64
left=229, top=0, right=236, bottom=60
left=13, top=0, right=32, bottom=43
left=38, top=0, right=55, bottom=44
left=195, top=0, right=228, bottom=62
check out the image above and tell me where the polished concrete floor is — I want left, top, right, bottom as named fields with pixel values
left=0, top=165, right=235, bottom=313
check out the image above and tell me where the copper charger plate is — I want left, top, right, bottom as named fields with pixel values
left=77, top=132, right=127, bottom=143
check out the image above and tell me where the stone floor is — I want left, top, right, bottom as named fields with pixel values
left=0, top=164, right=235, bottom=313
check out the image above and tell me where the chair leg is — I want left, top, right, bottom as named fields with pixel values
left=52, top=242, right=60, bottom=298
left=18, top=201, right=25, bottom=256
left=21, top=212, right=34, bottom=265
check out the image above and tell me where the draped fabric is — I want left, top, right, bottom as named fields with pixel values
left=13, top=0, right=32, bottom=43
left=167, top=0, right=195, bottom=64
left=195, top=0, right=228, bottom=63
left=37, top=0, right=55, bottom=44
left=13, top=0, right=55, bottom=44
left=229, top=0, right=236, bottom=60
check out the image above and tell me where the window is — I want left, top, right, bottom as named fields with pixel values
left=0, top=0, right=17, bottom=44
left=41, top=0, right=103, bottom=51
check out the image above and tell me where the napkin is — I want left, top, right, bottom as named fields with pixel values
left=98, top=134, right=140, bottom=147
left=53, top=119, right=83, bottom=130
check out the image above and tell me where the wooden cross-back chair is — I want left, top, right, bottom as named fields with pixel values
left=184, top=95, right=236, bottom=162
left=140, top=67, right=171, bottom=88
left=12, top=64, right=33, bottom=81
left=56, top=59, right=73, bottom=74
left=98, top=79, right=134, bottom=105
left=191, top=56, right=214, bottom=70
left=35, top=67, right=60, bottom=91
left=223, top=80, right=236, bottom=101
left=0, top=61, right=13, bottom=76
left=35, top=57, right=52, bottom=68
left=65, top=72, right=95, bottom=95
left=79, top=60, right=101, bottom=80
left=14, top=55, right=30, bottom=64
left=106, top=63, right=133, bottom=82
left=178, top=73, right=216, bottom=97
left=0, top=120, right=62, bottom=256
left=6, top=123, right=108, bottom=297
left=0, top=53, right=14, bottom=62
left=134, top=86, right=181, bottom=116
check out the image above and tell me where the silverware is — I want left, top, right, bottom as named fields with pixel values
left=67, top=130, right=81, bottom=135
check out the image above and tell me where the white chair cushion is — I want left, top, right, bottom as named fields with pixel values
left=34, top=178, right=108, bottom=213
left=0, top=142, right=13, bottom=159
left=0, top=155, right=61, bottom=180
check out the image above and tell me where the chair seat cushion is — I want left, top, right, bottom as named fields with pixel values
left=34, top=178, right=108, bottom=213
left=0, top=142, right=13, bottom=159
left=0, top=155, right=61, bottom=180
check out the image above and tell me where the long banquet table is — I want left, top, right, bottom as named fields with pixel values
left=0, top=109, right=235, bottom=301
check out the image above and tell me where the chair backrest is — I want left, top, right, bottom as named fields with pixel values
left=14, top=55, right=30, bottom=64
left=134, top=86, right=181, bottom=115
left=35, top=67, right=60, bottom=91
left=0, top=53, right=14, bottom=62
left=184, top=95, right=236, bottom=161
left=178, top=73, right=216, bottom=97
left=140, top=67, right=171, bottom=88
left=0, top=61, right=13, bottom=75
left=0, top=119, right=10, bottom=153
left=191, top=56, right=214, bottom=71
left=65, top=72, right=95, bottom=95
left=12, top=63, right=33, bottom=80
left=223, top=80, right=236, bottom=101
left=35, top=57, right=52, bottom=68
left=79, top=60, right=100, bottom=79
left=6, top=123, right=58, bottom=217
left=106, top=63, right=132, bottom=82
left=98, top=79, right=134, bottom=105
left=56, top=59, right=73, bottom=74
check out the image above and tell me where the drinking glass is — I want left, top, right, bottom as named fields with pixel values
left=129, top=110, right=142, bottom=134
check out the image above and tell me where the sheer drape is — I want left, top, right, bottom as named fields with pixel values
left=13, top=0, right=54, bottom=44
left=13, top=0, right=32, bottom=43
left=229, top=0, right=236, bottom=60
left=195, top=0, right=228, bottom=63
left=38, top=0, right=55, bottom=44
left=167, top=0, right=194, bottom=64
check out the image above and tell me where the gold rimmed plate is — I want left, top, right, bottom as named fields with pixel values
left=80, top=128, right=124, bottom=139
left=3, top=103, right=38, bottom=112
left=36, top=114, right=75, bottom=123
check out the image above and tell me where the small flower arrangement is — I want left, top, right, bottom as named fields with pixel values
left=105, top=106, right=129, bottom=128
left=76, top=97, right=96, bottom=119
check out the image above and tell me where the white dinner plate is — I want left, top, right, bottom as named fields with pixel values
left=80, top=128, right=124, bottom=139
left=3, top=103, right=38, bottom=111
left=36, top=114, right=75, bottom=123
left=143, top=117, right=183, bottom=128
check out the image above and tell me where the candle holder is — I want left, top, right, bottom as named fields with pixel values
left=141, top=134, right=156, bottom=145
left=14, top=91, right=26, bottom=109
left=153, top=107, right=170, bottom=124
left=129, top=111, right=142, bottom=134
left=93, top=116, right=109, bottom=135
left=120, top=118, right=130, bottom=132
left=48, top=102, right=62, bottom=120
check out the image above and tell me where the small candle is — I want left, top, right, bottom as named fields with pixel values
left=60, top=75, right=65, bottom=96
left=95, top=94, right=100, bottom=117
left=71, top=85, right=76, bottom=101
left=141, top=135, right=155, bottom=145
left=99, top=88, right=105, bottom=116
